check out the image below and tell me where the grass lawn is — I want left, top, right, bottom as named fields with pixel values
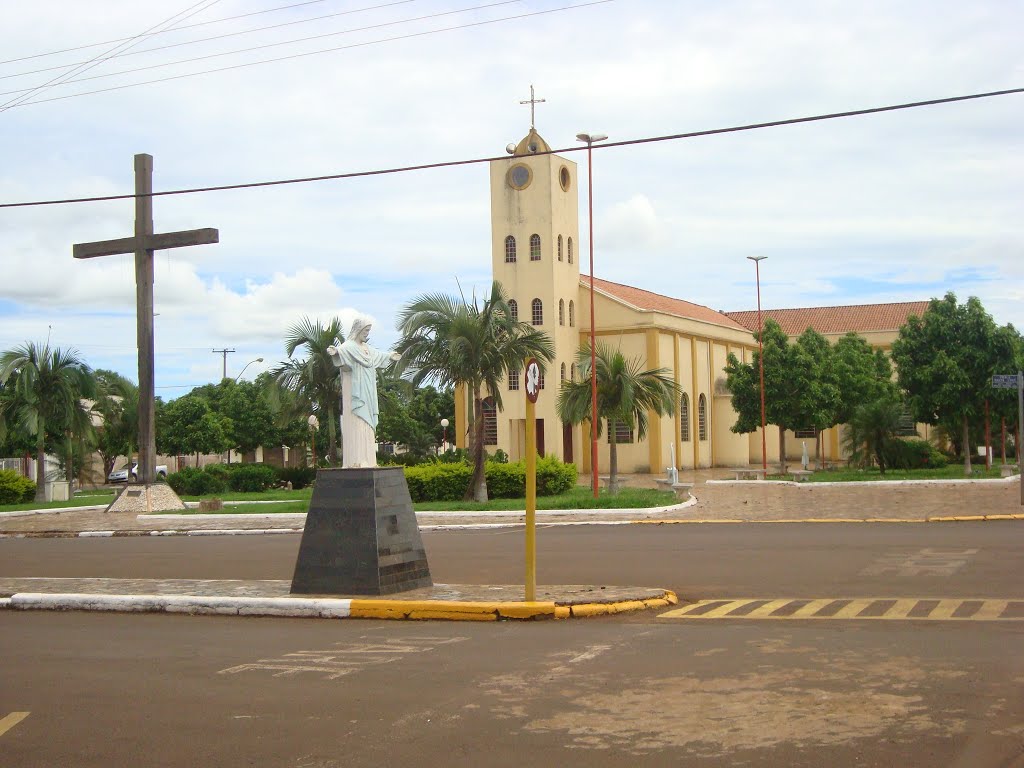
left=0, top=490, right=115, bottom=514
left=168, top=485, right=678, bottom=514
left=775, top=464, right=1014, bottom=482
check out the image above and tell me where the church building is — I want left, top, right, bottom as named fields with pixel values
left=454, top=121, right=928, bottom=473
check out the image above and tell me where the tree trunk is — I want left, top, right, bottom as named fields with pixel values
left=465, top=390, right=488, bottom=502
left=327, top=403, right=339, bottom=466
left=777, top=427, right=787, bottom=475
left=608, top=418, right=619, bottom=495
left=34, top=418, right=46, bottom=502
left=962, top=414, right=972, bottom=475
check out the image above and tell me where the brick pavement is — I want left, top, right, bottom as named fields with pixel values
left=0, top=474, right=1020, bottom=536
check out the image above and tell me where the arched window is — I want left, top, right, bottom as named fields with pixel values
left=504, top=235, right=517, bottom=263
left=529, top=234, right=541, bottom=261
left=568, top=300, right=575, bottom=327
left=482, top=398, right=498, bottom=445
left=538, top=369, right=545, bottom=389
left=508, top=299, right=518, bottom=322
left=680, top=393, right=691, bottom=442
left=560, top=362, right=566, bottom=382
left=508, top=368, right=520, bottom=391
left=531, top=298, right=543, bottom=326
left=698, top=394, right=708, bottom=441
left=557, top=235, right=563, bottom=262
left=567, top=237, right=574, bottom=264
left=570, top=363, right=576, bottom=382
left=558, top=299, right=565, bottom=326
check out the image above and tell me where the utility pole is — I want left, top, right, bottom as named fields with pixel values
left=212, top=348, right=235, bottom=380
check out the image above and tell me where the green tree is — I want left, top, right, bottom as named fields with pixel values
left=556, top=343, right=681, bottom=494
left=92, top=369, right=139, bottom=479
left=987, top=324, right=1023, bottom=464
left=395, top=281, right=554, bottom=501
left=220, top=380, right=277, bottom=456
left=156, top=394, right=231, bottom=462
left=724, top=319, right=817, bottom=473
left=832, top=334, right=897, bottom=424
left=270, top=317, right=345, bottom=464
left=843, top=393, right=906, bottom=474
left=792, top=328, right=842, bottom=459
left=0, top=342, right=95, bottom=501
left=891, top=293, right=1009, bottom=474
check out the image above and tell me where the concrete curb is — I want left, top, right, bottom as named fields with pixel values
left=634, top=514, right=1024, bottom=525
left=707, top=474, right=1020, bottom=487
left=1, top=590, right=678, bottom=621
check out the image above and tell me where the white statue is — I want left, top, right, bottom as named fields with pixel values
left=327, top=317, right=400, bottom=468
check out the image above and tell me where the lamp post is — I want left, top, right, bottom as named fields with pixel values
left=576, top=132, right=608, bottom=498
left=307, top=414, right=319, bottom=467
left=234, top=356, right=263, bottom=382
left=440, top=418, right=450, bottom=454
left=746, top=256, right=768, bottom=471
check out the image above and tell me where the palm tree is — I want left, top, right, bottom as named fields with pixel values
left=843, top=395, right=906, bottom=475
left=557, top=343, right=681, bottom=494
left=395, top=281, right=554, bottom=502
left=270, top=317, right=345, bottom=464
left=0, top=342, right=95, bottom=501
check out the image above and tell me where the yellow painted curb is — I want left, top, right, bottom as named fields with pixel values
left=346, top=593, right=675, bottom=621
left=407, top=610, right=497, bottom=621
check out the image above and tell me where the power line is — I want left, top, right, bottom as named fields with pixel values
left=1, top=86, right=1020, bottom=211
left=0, top=0, right=331, bottom=66
left=2, top=1, right=612, bottom=108
left=0, top=1, right=421, bottom=83
left=0, top=0, right=225, bottom=112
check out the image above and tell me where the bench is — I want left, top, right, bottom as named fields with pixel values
left=730, top=468, right=767, bottom=481
left=787, top=469, right=813, bottom=482
left=655, top=479, right=694, bottom=500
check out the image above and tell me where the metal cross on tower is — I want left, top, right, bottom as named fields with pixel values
left=519, top=84, right=546, bottom=129
left=73, top=153, right=219, bottom=486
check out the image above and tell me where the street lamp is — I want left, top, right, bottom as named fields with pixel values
left=440, top=418, right=450, bottom=454
left=576, top=132, right=608, bottom=499
left=747, top=256, right=768, bottom=471
left=234, top=356, right=263, bottom=382
left=307, top=414, right=319, bottom=467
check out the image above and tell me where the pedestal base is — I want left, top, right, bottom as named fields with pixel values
left=290, top=467, right=432, bottom=596
left=106, top=483, right=186, bottom=513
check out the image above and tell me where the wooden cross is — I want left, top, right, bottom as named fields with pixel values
left=519, top=84, right=545, bottom=129
left=73, top=153, right=219, bottom=486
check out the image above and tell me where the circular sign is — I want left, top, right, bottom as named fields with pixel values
left=524, top=358, right=540, bottom=403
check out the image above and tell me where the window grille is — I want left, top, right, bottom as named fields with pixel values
left=531, top=298, right=543, bottom=326
left=607, top=422, right=635, bottom=444
left=508, top=368, right=520, bottom=391
left=698, top=394, right=708, bottom=441
left=504, top=235, right=516, bottom=263
left=482, top=399, right=497, bottom=445
left=557, top=235, right=563, bottom=261
left=508, top=299, right=518, bottom=322
left=558, top=299, right=565, bottom=326
left=680, top=393, right=691, bottom=442
left=529, top=234, right=541, bottom=261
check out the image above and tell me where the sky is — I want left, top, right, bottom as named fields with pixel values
left=1, top=0, right=1021, bottom=397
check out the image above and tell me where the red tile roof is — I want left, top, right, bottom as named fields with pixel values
left=586, top=277, right=750, bottom=331
left=724, top=302, right=931, bottom=336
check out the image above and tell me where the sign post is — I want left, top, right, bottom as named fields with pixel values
left=992, top=372, right=1024, bottom=506
left=524, top=358, right=540, bottom=601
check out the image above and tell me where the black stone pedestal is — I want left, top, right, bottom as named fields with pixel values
left=290, top=467, right=433, bottom=596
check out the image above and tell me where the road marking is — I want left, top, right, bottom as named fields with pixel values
left=0, top=712, right=29, bottom=737
left=861, top=548, right=979, bottom=577
left=659, top=598, right=1024, bottom=621
left=218, top=636, right=468, bottom=680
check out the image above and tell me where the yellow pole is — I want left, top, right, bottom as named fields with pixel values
left=525, top=396, right=537, bottom=601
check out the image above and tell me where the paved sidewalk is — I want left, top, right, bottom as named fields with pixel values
left=1, top=473, right=1019, bottom=621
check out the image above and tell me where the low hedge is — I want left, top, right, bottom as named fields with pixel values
left=883, top=438, right=949, bottom=470
left=275, top=466, right=316, bottom=490
left=168, top=466, right=228, bottom=496
left=403, top=457, right=577, bottom=502
left=227, top=463, right=277, bottom=492
left=0, top=469, right=35, bottom=504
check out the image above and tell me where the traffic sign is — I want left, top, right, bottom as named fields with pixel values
left=992, top=374, right=1021, bottom=389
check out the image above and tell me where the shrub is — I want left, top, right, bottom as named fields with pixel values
left=275, top=466, right=316, bottom=490
left=882, top=438, right=949, bottom=470
left=168, top=466, right=228, bottom=496
left=204, top=463, right=231, bottom=483
left=404, top=463, right=472, bottom=502
left=488, top=449, right=510, bottom=464
left=536, top=456, right=577, bottom=495
left=228, top=463, right=277, bottom=492
left=0, top=469, right=35, bottom=504
left=485, top=462, right=525, bottom=498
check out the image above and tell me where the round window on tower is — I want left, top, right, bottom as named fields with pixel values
left=559, top=166, right=571, bottom=192
left=507, top=163, right=532, bottom=190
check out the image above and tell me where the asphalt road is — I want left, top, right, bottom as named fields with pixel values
left=2, top=523, right=1023, bottom=766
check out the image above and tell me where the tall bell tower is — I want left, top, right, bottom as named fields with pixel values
left=488, top=90, right=581, bottom=462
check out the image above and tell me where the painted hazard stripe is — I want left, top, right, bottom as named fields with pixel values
left=659, top=598, right=1024, bottom=621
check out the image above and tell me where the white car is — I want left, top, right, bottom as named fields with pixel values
left=108, top=463, right=168, bottom=483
